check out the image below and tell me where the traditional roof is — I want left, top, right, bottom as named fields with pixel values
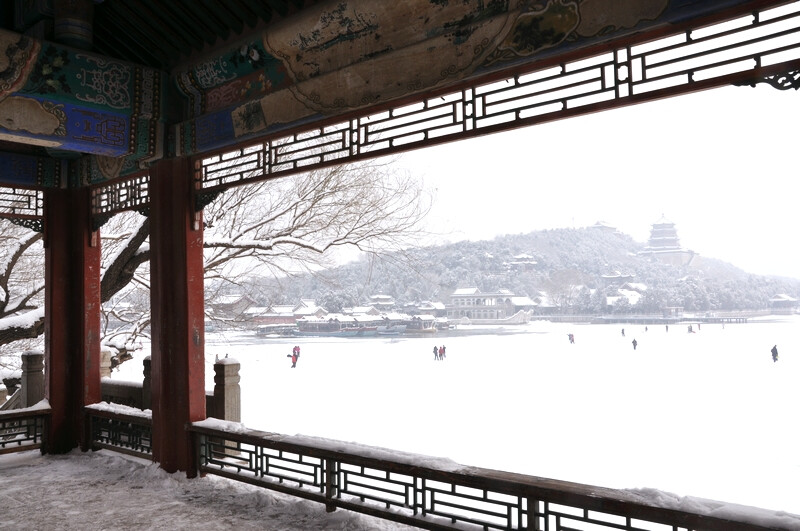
left=452, top=288, right=481, bottom=296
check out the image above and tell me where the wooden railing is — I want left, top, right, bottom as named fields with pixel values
left=0, top=403, right=50, bottom=455
left=86, top=403, right=152, bottom=458
left=3, top=390, right=792, bottom=529
left=9, top=400, right=784, bottom=530
left=188, top=420, right=776, bottom=531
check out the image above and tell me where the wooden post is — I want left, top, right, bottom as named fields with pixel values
left=528, top=496, right=543, bottom=531
left=149, top=158, right=205, bottom=476
left=142, top=356, right=151, bottom=411
left=325, top=458, right=336, bottom=513
left=43, top=187, right=102, bottom=454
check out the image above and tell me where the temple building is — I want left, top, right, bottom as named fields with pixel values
left=639, top=216, right=695, bottom=266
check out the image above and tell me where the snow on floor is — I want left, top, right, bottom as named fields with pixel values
left=0, top=449, right=417, bottom=531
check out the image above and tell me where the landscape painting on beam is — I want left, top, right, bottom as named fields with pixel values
left=174, top=0, right=760, bottom=155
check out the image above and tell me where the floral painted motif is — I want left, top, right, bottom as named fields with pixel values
left=230, top=43, right=266, bottom=69
left=24, top=44, right=71, bottom=95
left=0, top=30, right=40, bottom=96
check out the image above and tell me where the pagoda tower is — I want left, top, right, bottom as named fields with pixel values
left=640, top=216, right=694, bottom=266
left=646, top=215, right=682, bottom=251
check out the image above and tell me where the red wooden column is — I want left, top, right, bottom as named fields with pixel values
left=43, top=187, right=101, bottom=453
left=149, top=157, right=205, bottom=475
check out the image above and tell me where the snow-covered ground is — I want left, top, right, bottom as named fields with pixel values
left=0, top=449, right=417, bottom=530
left=34, top=315, right=794, bottom=528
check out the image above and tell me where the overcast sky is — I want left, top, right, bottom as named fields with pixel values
left=395, top=83, right=798, bottom=279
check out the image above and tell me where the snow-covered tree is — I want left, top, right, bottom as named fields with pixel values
left=545, top=268, right=585, bottom=313
left=0, top=161, right=430, bottom=370
left=0, top=224, right=45, bottom=355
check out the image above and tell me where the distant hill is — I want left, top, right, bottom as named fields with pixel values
left=248, top=227, right=799, bottom=313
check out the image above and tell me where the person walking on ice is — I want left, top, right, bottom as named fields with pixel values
left=632, top=338, right=638, bottom=350
left=433, top=345, right=439, bottom=360
left=288, top=347, right=300, bottom=368
left=771, top=345, right=779, bottom=362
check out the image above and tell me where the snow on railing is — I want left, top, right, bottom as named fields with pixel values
left=86, top=402, right=152, bottom=457
left=0, top=400, right=50, bottom=455
left=189, top=418, right=795, bottom=531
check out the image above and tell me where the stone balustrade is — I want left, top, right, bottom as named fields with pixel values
left=4, top=350, right=239, bottom=422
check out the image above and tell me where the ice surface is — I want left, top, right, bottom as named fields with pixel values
left=107, top=316, right=800, bottom=522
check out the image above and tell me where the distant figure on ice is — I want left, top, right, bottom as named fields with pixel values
left=666, top=324, right=669, bottom=332
left=567, top=333, right=575, bottom=344
left=645, top=326, right=648, bottom=332
left=287, top=345, right=300, bottom=368
left=433, top=345, right=440, bottom=360
left=632, top=338, right=638, bottom=350
left=439, top=345, right=446, bottom=359
left=771, top=345, right=779, bottom=362
left=621, top=328, right=625, bottom=337
left=688, top=324, right=693, bottom=333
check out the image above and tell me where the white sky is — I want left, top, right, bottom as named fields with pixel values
left=395, top=83, right=798, bottom=279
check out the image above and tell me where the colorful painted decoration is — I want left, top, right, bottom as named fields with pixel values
left=0, top=0, right=769, bottom=179
left=0, top=28, right=164, bottom=165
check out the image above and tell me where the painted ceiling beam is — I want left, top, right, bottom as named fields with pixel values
left=0, top=28, right=165, bottom=185
left=170, top=0, right=796, bottom=157
left=1, top=0, right=795, bottom=190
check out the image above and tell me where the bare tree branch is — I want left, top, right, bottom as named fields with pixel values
left=0, top=162, right=431, bottom=368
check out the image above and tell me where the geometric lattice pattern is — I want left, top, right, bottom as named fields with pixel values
left=198, top=3, right=800, bottom=193
left=192, top=425, right=747, bottom=531
left=0, top=186, right=43, bottom=218
left=91, top=173, right=150, bottom=217
left=87, top=408, right=152, bottom=458
left=86, top=3, right=800, bottom=214
left=0, top=409, right=48, bottom=455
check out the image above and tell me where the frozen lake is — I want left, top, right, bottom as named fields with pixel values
left=118, top=316, right=800, bottom=516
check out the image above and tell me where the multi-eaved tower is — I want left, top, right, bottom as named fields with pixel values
left=640, top=215, right=695, bottom=266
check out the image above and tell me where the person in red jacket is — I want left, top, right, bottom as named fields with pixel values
left=288, top=345, right=300, bottom=368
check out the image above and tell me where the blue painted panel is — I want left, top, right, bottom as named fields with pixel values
left=194, top=110, right=236, bottom=153
left=0, top=152, right=39, bottom=186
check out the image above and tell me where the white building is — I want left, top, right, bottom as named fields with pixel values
left=447, top=287, right=521, bottom=321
